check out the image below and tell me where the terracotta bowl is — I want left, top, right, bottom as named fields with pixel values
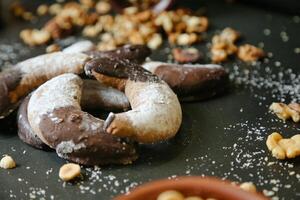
left=114, top=176, right=269, bottom=200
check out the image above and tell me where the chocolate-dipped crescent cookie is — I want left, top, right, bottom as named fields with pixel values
left=142, top=62, right=229, bottom=101
left=85, top=57, right=182, bottom=144
left=0, top=68, right=22, bottom=118
left=0, top=52, right=90, bottom=118
left=18, top=79, right=130, bottom=150
left=27, top=74, right=137, bottom=165
left=0, top=43, right=151, bottom=119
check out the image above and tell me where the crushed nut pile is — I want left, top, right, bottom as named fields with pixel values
left=13, top=1, right=265, bottom=63
left=15, top=1, right=208, bottom=51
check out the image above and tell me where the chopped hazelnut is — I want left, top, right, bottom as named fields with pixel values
left=82, top=24, right=102, bottom=37
left=80, top=0, right=95, bottom=9
left=37, top=4, right=49, bottom=16
left=185, top=16, right=208, bottom=33
left=46, top=44, right=61, bottom=53
left=237, top=44, right=265, bottom=62
left=210, top=27, right=240, bottom=62
left=49, top=3, right=62, bottom=15
left=96, top=1, right=111, bottom=14
left=97, top=41, right=117, bottom=51
left=129, top=31, right=145, bottom=45
left=124, top=6, right=138, bottom=15
left=177, top=33, right=198, bottom=46
left=219, top=27, right=240, bottom=43
left=147, top=33, right=163, bottom=49
left=20, top=29, right=51, bottom=46
left=211, top=48, right=228, bottom=63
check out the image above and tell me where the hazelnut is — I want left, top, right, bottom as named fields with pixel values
left=240, top=182, right=257, bottom=193
left=0, top=155, right=16, bottom=169
left=157, top=190, right=185, bottom=200
left=59, top=163, right=81, bottom=181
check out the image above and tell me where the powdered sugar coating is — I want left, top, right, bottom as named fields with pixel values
left=56, top=140, right=86, bottom=159
left=113, top=80, right=182, bottom=142
left=16, top=52, right=89, bottom=87
left=142, top=61, right=222, bottom=73
left=62, top=40, right=95, bottom=53
left=27, top=73, right=82, bottom=144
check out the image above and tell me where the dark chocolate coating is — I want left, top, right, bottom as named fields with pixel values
left=0, top=68, right=22, bottom=118
left=39, top=106, right=138, bottom=165
left=81, top=80, right=130, bottom=111
left=85, top=57, right=160, bottom=83
left=153, top=64, right=229, bottom=99
left=17, top=95, right=50, bottom=150
left=86, top=44, right=151, bottom=64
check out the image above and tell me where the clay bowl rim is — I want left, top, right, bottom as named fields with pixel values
left=114, top=176, right=269, bottom=200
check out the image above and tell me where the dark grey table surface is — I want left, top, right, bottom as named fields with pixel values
left=0, top=0, right=299, bottom=200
